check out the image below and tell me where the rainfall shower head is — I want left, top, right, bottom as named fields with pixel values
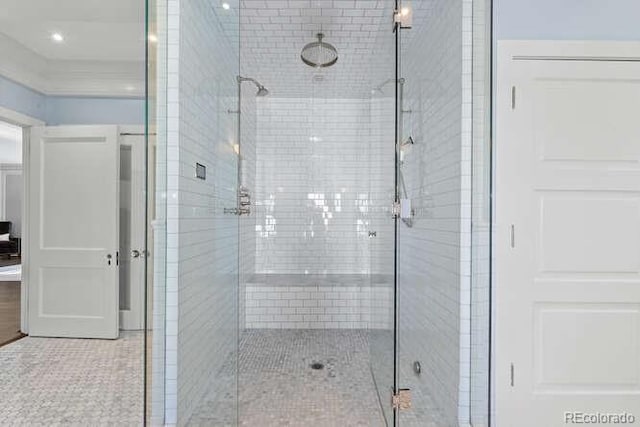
left=238, top=76, right=270, bottom=97
left=301, top=33, right=338, bottom=68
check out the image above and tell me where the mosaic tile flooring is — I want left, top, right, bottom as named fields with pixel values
left=188, top=329, right=387, bottom=427
left=0, top=331, right=144, bottom=426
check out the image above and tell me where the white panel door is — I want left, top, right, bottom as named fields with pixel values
left=119, top=130, right=145, bottom=330
left=29, top=125, right=119, bottom=339
left=497, top=44, right=640, bottom=426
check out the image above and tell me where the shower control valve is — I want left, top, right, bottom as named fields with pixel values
left=239, top=186, right=250, bottom=197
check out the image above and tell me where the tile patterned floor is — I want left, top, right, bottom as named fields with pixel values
left=0, top=331, right=144, bottom=426
left=188, top=329, right=387, bottom=427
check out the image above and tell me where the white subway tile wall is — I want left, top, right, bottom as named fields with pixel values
left=244, top=274, right=393, bottom=329
left=254, top=97, right=393, bottom=275
left=165, top=0, right=240, bottom=424
left=243, top=96, right=395, bottom=331
left=236, top=0, right=390, bottom=98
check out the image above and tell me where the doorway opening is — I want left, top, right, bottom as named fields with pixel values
left=0, top=119, right=24, bottom=347
left=0, top=119, right=147, bottom=425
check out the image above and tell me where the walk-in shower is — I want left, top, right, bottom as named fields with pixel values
left=156, top=0, right=491, bottom=425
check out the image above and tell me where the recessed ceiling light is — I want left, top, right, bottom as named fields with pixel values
left=148, top=34, right=158, bottom=43
left=222, top=2, right=230, bottom=10
left=125, top=85, right=136, bottom=92
left=51, top=32, right=64, bottom=42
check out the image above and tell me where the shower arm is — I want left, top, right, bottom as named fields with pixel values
left=238, top=76, right=264, bottom=90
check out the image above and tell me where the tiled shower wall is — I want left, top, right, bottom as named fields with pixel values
left=243, top=96, right=395, bottom=330
left=254, top=97, right=394, bottom=275
left=165, top=0, right=239, bottom=424
left=397, top=0, right=473, bottom=425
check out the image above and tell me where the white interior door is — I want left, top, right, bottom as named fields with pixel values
left=496, top=42, right=640, bottom=426
left=29, top=125, right=119, bottom=339
left=119, top=129, right=145, bottom=330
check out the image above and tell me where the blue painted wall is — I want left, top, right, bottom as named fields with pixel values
left=0, top=75, right=144, bottom=125
left=46, top=96, right=145, bottom=126
left=0, top=76, right=47, bottom=121
left=495, top=0, right=640, bottom=40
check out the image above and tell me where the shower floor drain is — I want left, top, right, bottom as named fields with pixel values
left=310, top=362, right=324, bottom=370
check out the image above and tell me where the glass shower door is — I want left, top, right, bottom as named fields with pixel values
left=369, top=1, right=401, bottom=424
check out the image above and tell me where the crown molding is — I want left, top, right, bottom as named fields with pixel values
left=0, top=32, right=144, bottom=98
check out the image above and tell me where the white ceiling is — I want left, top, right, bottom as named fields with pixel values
left=0, top=0, right=145, bottom=97
left=0, top=0, right=145, bottom=61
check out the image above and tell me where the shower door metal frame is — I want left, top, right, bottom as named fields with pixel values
left=392, top=0, right=401, bottom=424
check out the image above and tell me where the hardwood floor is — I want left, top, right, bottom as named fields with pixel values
left=0, top=256, right=23, bottom=347
left=0, top=256, right=20, bottom=267
left=0, top=280, right=22, bottom=347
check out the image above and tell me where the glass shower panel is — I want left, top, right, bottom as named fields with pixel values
left=172, top=1, right=241, bottom=425
left=397, top=0, right=457, bottom=422
left=396, top=0, right=489, bottom=426
left=470, top=1, right=492, bottom=425
left=368, top=2, right=400, bottom=425
left=146, top=0, right=167, bottom=422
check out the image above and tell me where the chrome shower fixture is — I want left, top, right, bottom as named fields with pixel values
left=401, top=136, right=415, bottom=147
left=372, top=78, right=405, bottom=95
left=238, top=76, right=269, bottom=97
left=301, top=33, right=338, bottom=68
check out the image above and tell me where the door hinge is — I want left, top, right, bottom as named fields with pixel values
left=392, top=201, right=401, bottom=218
left=392, top=199, right=414, bottom=219
left=510, top=363, right=515, bottom=387
left=116, top=251, right=119, bottom=266
left=511, top=86, right=516, bottom=110
left=392, top=389, right=412, bottom=411
left=393, top=7, right=412, bottom=29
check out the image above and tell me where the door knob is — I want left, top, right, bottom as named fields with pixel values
left=131, top=249, right=141, bottom=258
